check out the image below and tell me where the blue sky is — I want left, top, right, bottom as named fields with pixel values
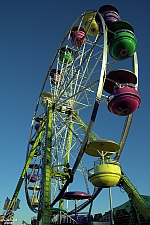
left=0, top=1, right=150, bottom=224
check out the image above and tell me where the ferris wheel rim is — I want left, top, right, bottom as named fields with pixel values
left=24, top=9, right=140, bottom=221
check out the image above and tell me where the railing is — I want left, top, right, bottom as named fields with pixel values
left=52, top=211, right=92, bottom=224
left=52, top=211, right=77, bottom=224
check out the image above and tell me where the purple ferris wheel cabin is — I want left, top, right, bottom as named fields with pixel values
left=95, top=4, right=120, bottom=33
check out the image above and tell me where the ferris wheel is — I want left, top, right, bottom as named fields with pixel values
left=21, top=4, right=141, bottom=225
